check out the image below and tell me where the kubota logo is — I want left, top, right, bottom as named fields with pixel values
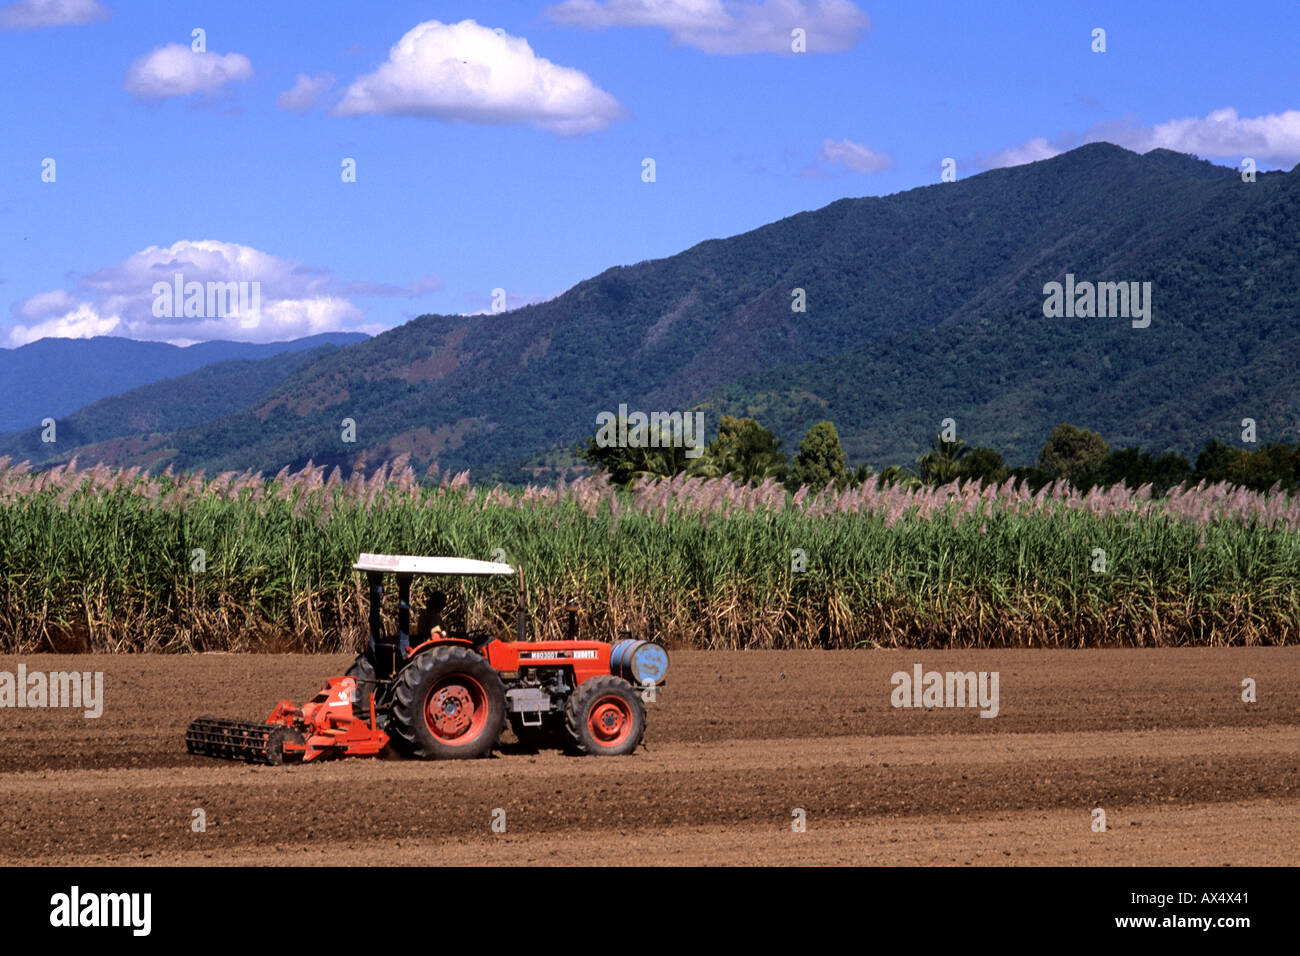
left=520, top=650, right=596, bottom=659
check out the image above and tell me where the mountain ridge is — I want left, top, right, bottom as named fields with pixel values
left=9, top=143, right=1297, bottom=479
left=0, top=332, right=370, bottom=434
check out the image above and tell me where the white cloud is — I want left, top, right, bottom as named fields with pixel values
left=8, top=303, right=120, bottom=345
left=1143, top=107, right=1300, bottom=165
left=0, top=0, right=107, bottom=29
left=334, top=19, right=624, bottom=133
left=5, top=240, right=397, bottom=347
left=14, top=288, right=76, bottom=320
left=545, top=0, right=868, bottom=55
left=458, top=288, right=563, bottom=315
left=979, top=108, right=1300, bottom=170
left=549, top=0, right=732, bottom=32
left=819, top=137, right=895, bottom=173
left=254, top=297, right=366, bottom=342
left=976, top=136, right=1061, bottom=170
left=277, top=72, right=334, bottom=113
left=125, top=43, right=254, bottom=99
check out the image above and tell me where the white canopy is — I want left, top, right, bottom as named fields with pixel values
left=353, top=554, right=516, bottom=576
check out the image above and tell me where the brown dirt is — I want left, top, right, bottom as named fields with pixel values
left=0, top=648, right=1296, bottom=865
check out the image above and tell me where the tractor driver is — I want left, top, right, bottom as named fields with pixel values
left=414, top=589, right=448, bottom=647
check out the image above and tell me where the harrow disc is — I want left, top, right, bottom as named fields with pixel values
left=186, top=716, right=304, bottom=766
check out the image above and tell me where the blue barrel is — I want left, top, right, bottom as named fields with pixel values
left=610, top=639, right=669, bottom=686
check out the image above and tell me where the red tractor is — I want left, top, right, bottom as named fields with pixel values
left=186, top=554, right=668, bottom=765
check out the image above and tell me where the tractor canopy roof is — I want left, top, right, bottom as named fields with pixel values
left=353, top=553, right=516, bottom=576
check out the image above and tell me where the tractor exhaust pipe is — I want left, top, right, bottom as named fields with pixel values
left=516, top=567, right=527, bottom=643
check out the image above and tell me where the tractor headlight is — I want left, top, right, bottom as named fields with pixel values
left=611, top=639, right=669, bottom=686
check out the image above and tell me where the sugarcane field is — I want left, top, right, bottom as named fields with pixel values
left=3, top=0, right=1294, bottom=936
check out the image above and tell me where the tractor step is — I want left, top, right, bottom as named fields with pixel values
left=186, top=716, right=303, bottom=766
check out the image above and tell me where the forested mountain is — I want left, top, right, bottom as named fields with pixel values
left=0, top=343, right=354, bottom=468
left=0, top=332, right=368, bottom=434
left=13, top=144, right=1297, bottom=479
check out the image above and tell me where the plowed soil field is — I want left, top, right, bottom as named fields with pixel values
left=1, top=649, right=1296, bottom=865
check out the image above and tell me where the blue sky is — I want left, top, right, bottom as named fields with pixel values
left=1, top=0, right=1297, bottom=346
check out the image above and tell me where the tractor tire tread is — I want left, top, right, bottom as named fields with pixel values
left=564, top=674, right=646, bottom=756
left=389, top=645, right=506, bottom=759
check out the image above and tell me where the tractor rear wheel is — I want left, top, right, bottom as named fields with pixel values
left=344, top=653, right=379, bottom=721
left=564, top=675, right=645, bottom=756
left=390, top=646, right=506, bottom=759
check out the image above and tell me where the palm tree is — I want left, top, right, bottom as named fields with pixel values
left=689, top=416, right=787, bottom=485
left=916, top=433, right=971, bottom=484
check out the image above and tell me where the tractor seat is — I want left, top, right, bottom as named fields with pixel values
left=467, top=632, right=494, bottom=650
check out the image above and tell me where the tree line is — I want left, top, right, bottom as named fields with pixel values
left=580, top=416, right=1300, bottom=495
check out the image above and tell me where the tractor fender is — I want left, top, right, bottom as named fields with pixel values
left=406, top=636, right=475, bottom=658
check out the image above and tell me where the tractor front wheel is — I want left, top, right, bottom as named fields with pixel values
left=390, top=647, right=506, bottom=759
left=564, top=675, right=646, bottom=756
